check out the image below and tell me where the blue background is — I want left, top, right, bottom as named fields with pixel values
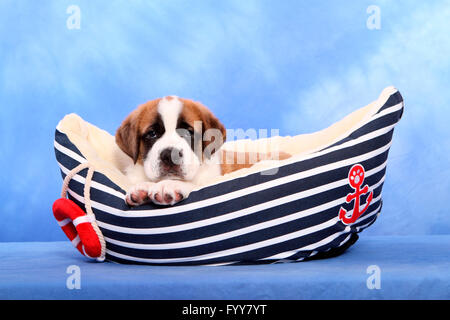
left=1, top=0, right=449, bottom=241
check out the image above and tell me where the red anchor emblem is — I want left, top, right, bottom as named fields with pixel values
left=339, top=164, right=373, bottom=225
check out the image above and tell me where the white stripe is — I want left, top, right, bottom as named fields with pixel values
left=356, top=210, right=381, bottom=232
left=80, top=159, right=387, bottom=237
left=55, top=102, right=401, bottom=218
left=57, top=163, right=126, bottom=200
left=295, top=231, right=348, bottom=259
left=365, top=101, right=403, bottom=124
left=104, top=217, right=338, bottom=264
left=71, top=235, right=81, bottom=248
left=103, top=194, right=383, bottom=264
left=54, top=140, right=87, bottom=164
left=103, top=192, right=383, bottom=265
left=202, top=261, right=238, bottom=267
left=104, top=196, right=383, bottom=264
left=73, top=215, right=93, bottom=227
left=100, top=177, right=384, bottom=252
left=261, top=200, right=382, bottom=261
left=288, top=202, right=381, bottom=260
left=57, top=218, right=72, bottom=227
left=64, top=133, right=393, bottom=221
left=338, top=234, right=352, bottom=247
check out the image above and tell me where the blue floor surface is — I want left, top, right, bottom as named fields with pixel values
left=1, top=235, right=449, bottom=299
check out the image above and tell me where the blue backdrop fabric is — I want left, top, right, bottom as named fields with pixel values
left=1, top=1, right=449, bottom=242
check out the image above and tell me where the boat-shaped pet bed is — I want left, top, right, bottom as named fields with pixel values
left=52, top=86, right=404, bottom=265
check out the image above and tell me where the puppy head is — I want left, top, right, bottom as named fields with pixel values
left=115, top=96, right=226, bottom=181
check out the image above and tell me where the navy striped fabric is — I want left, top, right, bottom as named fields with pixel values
left=54, top=90, right=403, bottom=265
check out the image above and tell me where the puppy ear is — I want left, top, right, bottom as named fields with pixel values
left=202, top=108, right=226, bottom=159
left=115, top=111, right=141, bottom=164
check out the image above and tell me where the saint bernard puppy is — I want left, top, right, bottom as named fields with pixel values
left=116, top=96, right=290, bottom=206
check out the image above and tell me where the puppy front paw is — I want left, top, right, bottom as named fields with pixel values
left=125, top=182, right=154, bottom=207
left=149, top=180, right=192, bottom=206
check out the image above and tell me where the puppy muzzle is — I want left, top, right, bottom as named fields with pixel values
left=159, top=147, right=184, bottom=178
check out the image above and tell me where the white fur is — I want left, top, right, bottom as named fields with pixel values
left=143, top=96, right=201, bottom=182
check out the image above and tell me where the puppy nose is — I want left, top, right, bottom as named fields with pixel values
left=160, top=148, right=183, bottom=166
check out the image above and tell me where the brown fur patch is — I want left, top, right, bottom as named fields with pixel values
left=220, top=150, right=291, bottom=175
left=178, top=98, right=227, bottom=159
left=115, top=98, right=161, bottom=164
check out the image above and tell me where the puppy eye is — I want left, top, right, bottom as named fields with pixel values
left=144, top=130, right=157, bottom=140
